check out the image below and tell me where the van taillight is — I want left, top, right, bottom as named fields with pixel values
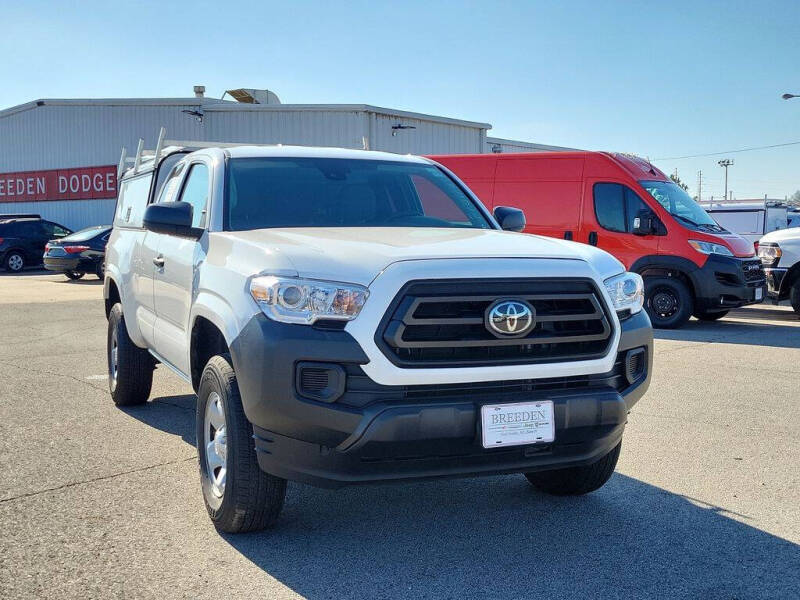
left=64, top=245, right=90, bottom=254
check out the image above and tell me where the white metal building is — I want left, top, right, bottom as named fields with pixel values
left=0, top=88, right=571, bottom=230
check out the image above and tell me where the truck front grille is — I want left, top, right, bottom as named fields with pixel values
left=376, top=278, right=613, bottom=367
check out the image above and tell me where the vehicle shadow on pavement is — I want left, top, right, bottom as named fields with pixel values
left=654, top=316, right=800, bottom=349
left=222, top=473, right=799, bottom=599
left=120, top=394, right=197, bottom=445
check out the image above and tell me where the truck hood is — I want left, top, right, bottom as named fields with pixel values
left=759, top=227, right=800, bottom=245
left=218, top=227, right=625, bottom=287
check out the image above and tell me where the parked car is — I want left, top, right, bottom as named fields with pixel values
left=0, top=214, right=72, bottom=272
left=758, top=226, right=800, bottom=314
left=104, top=144, right=653, bottom=533
left=702, top=201, right=789, bottom=249
left=43, top=225, right=111, bottom=280
left=430, top=152, right=766, bottom=328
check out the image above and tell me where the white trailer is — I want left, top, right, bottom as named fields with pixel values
left=702, top=201, right=789, bottom=247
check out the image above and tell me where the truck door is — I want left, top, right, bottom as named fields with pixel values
left=580, top=180, right=661, bottom=269
left=152, top=162, right=209, bottom=375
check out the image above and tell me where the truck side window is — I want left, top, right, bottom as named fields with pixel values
left=178, top=164, right=209, bottom=228
left=594, top=183, right=652, bottom=233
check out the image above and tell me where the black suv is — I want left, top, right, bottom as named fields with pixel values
left=0, top=214, right=72, bottom=272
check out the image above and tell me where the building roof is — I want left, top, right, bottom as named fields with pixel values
left=0, top=98, right=492, bottom=129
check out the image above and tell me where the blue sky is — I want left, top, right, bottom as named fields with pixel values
left=3, top=0, right=799, bottom=199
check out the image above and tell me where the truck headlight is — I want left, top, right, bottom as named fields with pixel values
left=250, top=276, right=368, bottom=324
left=757, top=243, right=781, bottom=267
left=604, top=272, right=644, bottom=317
left=688, top=239, right=733, bottom=257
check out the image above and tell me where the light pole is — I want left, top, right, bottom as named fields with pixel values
left=718, top=159, right=733, bottom=201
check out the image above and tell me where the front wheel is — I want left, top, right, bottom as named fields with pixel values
left=644, top=277, right=693, bottom=329
left=525, top=442, right=621, bottom=495
left=693, top=309, right=729, bottom=321
left=790, top=280, right=800, bottom=316
left=65, top=271, right=85, bottom=280
left=197, top=354, right=287, bottom=533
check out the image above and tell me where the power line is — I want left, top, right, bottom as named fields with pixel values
left=655, top=140, right=800, bottom=160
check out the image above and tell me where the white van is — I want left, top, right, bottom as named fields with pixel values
left=703, top=201, right=789, bottom=248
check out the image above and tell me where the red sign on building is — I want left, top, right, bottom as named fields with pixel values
left=0, top=165, right=117, bottom=202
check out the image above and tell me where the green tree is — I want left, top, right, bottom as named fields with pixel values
left=669, top=173, right=689, bottom=191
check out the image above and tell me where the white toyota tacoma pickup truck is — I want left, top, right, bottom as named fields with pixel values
left=104, top=145, right=653, bottom=533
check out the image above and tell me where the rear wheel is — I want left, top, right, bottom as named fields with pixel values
left=790, top=280, right=800, bottom=316
left=4, top=251, right=24, bottom=273
left=525, top=442, right=621, bottom=495
left=693, top=309, right=729, bottom=321
left=107, top=303, right=154, bottom=406
left=95, top=262, right=105, bottom=280
left=197, top=354, right=287, bottom=533
left=65, top=271, right=85, bottom=280
left=644, top=277, right=693, bottom=329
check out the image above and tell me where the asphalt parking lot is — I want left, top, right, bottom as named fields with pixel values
left=1, top=273, right=798, bottom=600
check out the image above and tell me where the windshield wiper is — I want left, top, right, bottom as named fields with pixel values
left=673, top=214, right=702, bottom=227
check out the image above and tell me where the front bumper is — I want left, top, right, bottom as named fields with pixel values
left=690, top=254, right=766, bottom=311
left=763, top=267, right=787, bottom=299
left=230, top=310, right=653, bottom=488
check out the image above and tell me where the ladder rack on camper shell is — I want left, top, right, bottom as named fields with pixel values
left=117, top=128, right=296, bottom=179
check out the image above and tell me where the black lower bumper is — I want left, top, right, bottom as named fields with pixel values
left=764, top=267, right=787, bottom=300
left=690, top=254, right=766, bottom=311
left=230, top=310, right=653, bottom=488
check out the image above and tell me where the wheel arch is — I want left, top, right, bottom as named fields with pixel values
left=629, top=255, right=700, bottom=300
left=189, top=293, right=240, bottom=391
left=778, top=262, right=800, bottom=300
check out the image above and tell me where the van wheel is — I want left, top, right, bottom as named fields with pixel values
left=525, top=441, right=621, bottom=495
left=693, top=309, right=729, bottom=321
left=644, top=277, right=693, bottom=328
left=4, top=251, right=24, bottom=272
left=107, top=303, right=154, bottom=406
left=197, top=354, right=287, bottom=533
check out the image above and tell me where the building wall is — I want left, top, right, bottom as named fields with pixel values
left=0, top=100, right=489, bottom=229
left=485, top=136, right=577, bottom=154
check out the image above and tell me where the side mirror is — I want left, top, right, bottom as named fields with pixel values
left=632, top=209, right=656, bottom=236
left=143, top=202, right=200, bottom=238
left=493, top=206, right=526, bottom=232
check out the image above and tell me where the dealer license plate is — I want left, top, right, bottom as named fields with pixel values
left=481, top=401, right=555, bottom=449
left=755, top=287, right=763, bottom=301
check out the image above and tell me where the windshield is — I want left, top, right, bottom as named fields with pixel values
left=224, top=157, right=493, bottom=231
left=639, top=180, right=725, bottom=232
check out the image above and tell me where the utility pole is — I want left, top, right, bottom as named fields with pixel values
left=718, top=159, right=734, bottom=202
left=696, top=170, right=703, bottom=202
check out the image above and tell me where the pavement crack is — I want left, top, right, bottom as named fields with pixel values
left=0, top=359, right=107, bottom=392
left=0, top=456, right=197, bottom=504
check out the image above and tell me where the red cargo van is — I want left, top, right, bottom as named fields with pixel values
left=430, top=152, right=766, bottom=328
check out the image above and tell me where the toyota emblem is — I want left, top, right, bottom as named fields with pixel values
left=485, top=299, right=536, bottom=338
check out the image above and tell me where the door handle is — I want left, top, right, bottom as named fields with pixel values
left=588, top=231, right=598, bottom=246
left=153, top=256, right=165, bottom=268
left=564, top=231, right=573, bottom=240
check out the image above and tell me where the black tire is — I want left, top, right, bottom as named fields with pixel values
left=4, top=250, right=25, bottom=273
left=693, top=309, right=729, bottom=321
left=525, top=441, right=621, bottom=496
left=95, top=262, right=105, bottom=280
left=196, top=354, right=286, bottom=533
left=791, top=280, right=800, bottom=316
left=107, top=303, right=153, bottom=406
left=644, top=276, right=693, bottom=329
left=65, top=271, right=85, bottom=280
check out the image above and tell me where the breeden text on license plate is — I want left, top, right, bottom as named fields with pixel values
left=481, top=401, right=555, bottom=448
